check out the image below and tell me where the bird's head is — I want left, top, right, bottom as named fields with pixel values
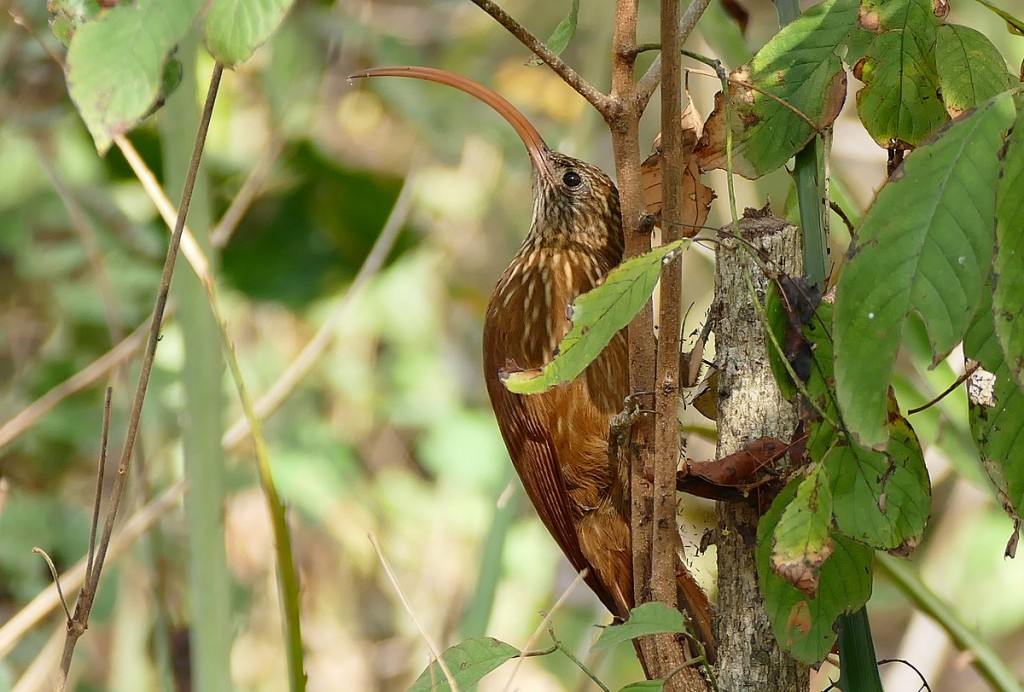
left=348, top=66, right=622, bottom=257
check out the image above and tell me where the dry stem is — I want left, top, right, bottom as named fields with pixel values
left=53, top=62, right=225, bottom=692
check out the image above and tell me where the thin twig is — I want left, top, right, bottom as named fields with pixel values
left=636, top=0, right=714, bottom=109
left=829, top=199, right=855, bottom=235
left=877, top=659, right=933, bottom=692
left=0, top=317, right=151, bottom=450
left=503, top=568, right=588, bottom=692
left=31, top=549, right=71, bottom=624
left=54, top=62, right=225, bottom=692
left=907, top=362, right=980, bottom=415
left=113, top=135, right=213, bottom=283
left=684, top=66, right=819, bottom=129
left=222, top=158, right=419, bottom=449
left=0, top=481, right=185, bottom=659
left=467, top=0, right=611, bottom=117
left=368, top=532, right=457, bottom=691
left=85, top=387, right=112, bottom=587
left=547, top=627, right=612, bottom=692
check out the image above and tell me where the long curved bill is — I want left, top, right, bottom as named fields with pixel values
left=349, top=66, right=550, bottom=174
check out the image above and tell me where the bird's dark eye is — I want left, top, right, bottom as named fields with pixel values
left=562, top=170, right=583, bottom=188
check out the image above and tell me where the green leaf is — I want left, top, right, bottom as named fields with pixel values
left=65, top=0, right=201, bottom=153
left=48, top=0, right=100, bottom=46
left=771, top=463, right=834, bottom=597
left=834, top=91, right=1019, bottom=448
left=203, top=0, right=295, bottom=67
left=527, top=0, right=580, bottom=65
left=822, top=410, right=931, bottom=553
left=936, top=25, right=1015, bottom=117
left=503, top=240, right=688, bottom=394
left=590, top=602, right=686, bottom=652
left=965, top=300, right=1024, bottom=517
left=765, top=280, right=799, bottom=400
left=971, top=0, right=1024, bottom=36
left=758, top=480, right=874, bottom=663
left=858, top=0, right=939, bottom=34
left=619, top=682, right=666, bottom=692
left=993, top=103, right=1024, bottom=390
left=854, top=29, right=947, bottom=148
left=407, top=637, right=520, bottom=692
left=695, top=0, right=857, bottom=178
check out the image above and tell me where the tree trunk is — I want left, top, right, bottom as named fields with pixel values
left=712, top=211, right=810, bottom=691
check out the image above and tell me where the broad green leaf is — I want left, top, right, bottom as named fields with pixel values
left=823, top=412, right=930, bottom=553
left=503, top=240, right=688, bottom=394
left=965, top=299, right=1024, bottom=517
left=408, top=637, right=520, bottom=692
left=758, top=480, right=873, bottom=663
left=972, top=0, right=1024, bottom=36
left=854, top=29, right=947, bottom=148
left=203, top=0, right=295, bottom=67
left=771, top=463, right=834, bottom=597
left=936, top=25, right=1015, bottom=117
left=994, top=104, right=1024, bottom=390
left=619, top=682, right=666, bottom=692
left=527, top=0, right=580, bottom=65
left=590, top=602, right=686, bottom=652
left=764, top=280, right=799, bottom=400
left=834, top=91, right=1018, bottom=448
left=66, top=0, right=201, bottom=153
left=858, top=0, right=939, bottom=34
left=694, top=0, right=857, bottom=178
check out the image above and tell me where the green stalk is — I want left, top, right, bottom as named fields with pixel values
left=460, top=469, right=517, bottom=639
left=877, top=555, right=1022, bottom=692
left=772, top=0, right=878, bottom=688
left=162, top=42, right=231, bottom=692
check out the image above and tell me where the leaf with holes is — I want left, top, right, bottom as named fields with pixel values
left=66, top=0, right=201, bottom=153
left=408, top=638, right=520, bottom=692
left=853, top=29, right=947, bottom=148
left=502, top=240, right=688, bottom=394
left=858, top=0, right=941, bottom=34
left=203, top=0, right=295, bottom=67
left=694, top=0, right=856, bottom=178
left=965, top=296, right=1024, bottom=529
left=834, top=91, right=1019, bottom=448
left=820, top=410, right=930, bottom=553
left=758, top=480, right=874, bottom=663
left=772, top=463, right=834, bottom=597
left=590, top=601, right=687, bottom=652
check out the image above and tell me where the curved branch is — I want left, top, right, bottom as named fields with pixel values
left=468, top=0, right=612, bottom=117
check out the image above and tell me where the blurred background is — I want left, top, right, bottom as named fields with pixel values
left=0, top=0, right=1022, bottom=689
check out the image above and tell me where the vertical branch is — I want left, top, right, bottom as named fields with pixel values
left=652, top=0, right=684, bottom=611
left=611, top=2, right=708, bottom=688
left=162, top=40, right=231, bottom=691
left=610, top=0, right=654, bottom=604
left=713, top=214, right=809, bottom=691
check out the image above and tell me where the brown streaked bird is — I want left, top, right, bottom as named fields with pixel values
left=350, top=66, right=714, bottom=658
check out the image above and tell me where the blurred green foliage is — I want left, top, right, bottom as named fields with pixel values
left=0, top=0, right=1022, bottom=690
